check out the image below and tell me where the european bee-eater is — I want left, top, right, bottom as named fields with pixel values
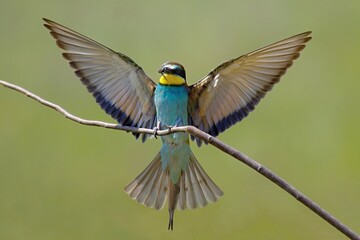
left=43, top=18, right=311, bottom=230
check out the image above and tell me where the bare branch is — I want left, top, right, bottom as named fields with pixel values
left=1, top=79, right=359, bottom=240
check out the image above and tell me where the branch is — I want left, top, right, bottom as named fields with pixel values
left=1, top=80, right=359, bottom=240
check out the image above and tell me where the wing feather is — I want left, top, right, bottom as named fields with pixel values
left=189, top=32, right=311, bottom=145
left=44, top=18, right=157, bottom=141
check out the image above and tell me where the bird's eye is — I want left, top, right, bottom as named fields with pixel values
left=165, top=66, right=172, bottom=73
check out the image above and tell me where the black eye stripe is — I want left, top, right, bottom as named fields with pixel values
left=173, top=68, right=185, bottom=79
left=165, top=66, right=185, bottom=79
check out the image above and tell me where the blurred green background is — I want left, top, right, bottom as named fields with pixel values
left=1, top=0, right=359, bottom=239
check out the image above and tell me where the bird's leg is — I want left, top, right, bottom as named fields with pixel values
left=153, top=120, right=161, bottom=139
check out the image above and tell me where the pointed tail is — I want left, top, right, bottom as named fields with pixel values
left=124, top=151, right=223, bottom=229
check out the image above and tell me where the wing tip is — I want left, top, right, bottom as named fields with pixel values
left=42, top=17, right=51, bottom=23
left=43, top=18, right=60, bottom=31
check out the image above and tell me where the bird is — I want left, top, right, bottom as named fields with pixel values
left=43, top=18, right=311, bottom=230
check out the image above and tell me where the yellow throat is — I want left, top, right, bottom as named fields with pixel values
left=159, top=73, right=185, bottom=86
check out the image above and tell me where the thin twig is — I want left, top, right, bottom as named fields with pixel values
left=1, top=79, right=359, bottom=240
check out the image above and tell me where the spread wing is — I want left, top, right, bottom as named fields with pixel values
left=188, top=31, right=312, bottom=146
left=43, top=18, right=157, bottom=141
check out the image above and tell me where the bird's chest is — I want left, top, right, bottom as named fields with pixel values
left=154, top=85, right=189, bottom=126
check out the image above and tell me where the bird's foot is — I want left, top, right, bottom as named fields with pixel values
left=153, top=121, right=162, bottom=139
left=153, top=127, right=158, bottom=139
left=163, top=123, right=177, bottom=131
left=163, top=118, right=181, bottom=131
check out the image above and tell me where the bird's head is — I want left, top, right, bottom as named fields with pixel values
left=158, top=62, right=186, bottom=86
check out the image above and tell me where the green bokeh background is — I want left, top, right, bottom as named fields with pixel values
left=1, top=1, right=359, bottom=239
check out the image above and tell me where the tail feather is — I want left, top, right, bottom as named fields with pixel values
left=124, top=150, right=223, bottom=229
left=188, top=158, right=207, bottom=208
left=189, top=152, right=223, bottom=203
left=136, top=161, right=162, bottom=206
left=154, top=171, right=168, bottom=210
left=180, top=152, right=223, bottom=209
left=124, top=153, right=167, bottom=210
left=124, top=154, right=159, bottom=198
left=143, top=167, right=163, bottom=208
left=178, top=173, right=186, bottom=210
left=184, top=166, right=197, bottom=209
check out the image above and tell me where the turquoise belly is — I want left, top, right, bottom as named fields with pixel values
left=154, top=85, right=189, bottom=143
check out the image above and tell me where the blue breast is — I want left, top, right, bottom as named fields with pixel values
left=154, top=84, right=189, bottom=147
left=154, top=85, right=189, bottom=127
